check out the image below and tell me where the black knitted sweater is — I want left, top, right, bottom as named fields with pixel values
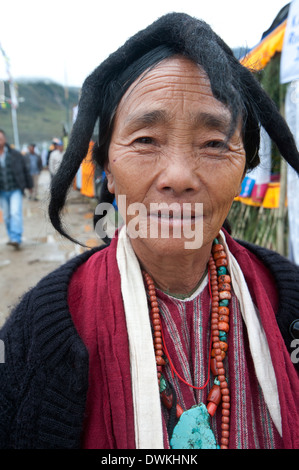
left=0, top=241, right=298, bottom=449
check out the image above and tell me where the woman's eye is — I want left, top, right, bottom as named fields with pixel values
left=206, top=140, right=228, bottom=150
left=134, top=136, right=154, bottom=145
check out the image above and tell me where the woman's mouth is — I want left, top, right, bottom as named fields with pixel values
left=148, top=205, right=203, bottom=228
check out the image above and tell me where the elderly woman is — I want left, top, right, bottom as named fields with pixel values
left=0, top=13, right=299, bottom=450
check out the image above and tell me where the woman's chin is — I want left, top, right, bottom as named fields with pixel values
left=129, top=235, right=203, bottom=258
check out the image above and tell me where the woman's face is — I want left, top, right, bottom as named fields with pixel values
left=106, top=56, right=246, bottom=256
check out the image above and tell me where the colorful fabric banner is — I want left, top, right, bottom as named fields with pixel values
left=280, top=0, right=299, bottom=84
left=241, top=19, right=286, bottom=71
left=235, top=126, right=272, bottom=206
left=235, top=183, right=281, bottom=209
left=239, top=176, right=256, bottom=198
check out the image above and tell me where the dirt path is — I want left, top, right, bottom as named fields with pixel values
left=0, top=169, right=101, bottom=327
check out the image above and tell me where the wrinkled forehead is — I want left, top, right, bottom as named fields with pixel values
left=119, top=56, right=212, bottom=103
left=114, top=55, right=233, bottom=128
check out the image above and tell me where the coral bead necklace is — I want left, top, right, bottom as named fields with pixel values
left=142, top=236, right=231, bottom=449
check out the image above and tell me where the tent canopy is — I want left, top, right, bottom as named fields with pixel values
left=241, top=3, right=290, bottom=71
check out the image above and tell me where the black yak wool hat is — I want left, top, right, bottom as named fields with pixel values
left=49, top=12, right=299, bottom=243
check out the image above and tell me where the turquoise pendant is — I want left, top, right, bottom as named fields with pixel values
left=170, top=403, right=219, bottom=449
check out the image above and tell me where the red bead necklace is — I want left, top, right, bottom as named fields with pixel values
left=142, top=236, right=231, bottom=449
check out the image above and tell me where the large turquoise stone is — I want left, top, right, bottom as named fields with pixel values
left=170, top=403, right=219, bottom=449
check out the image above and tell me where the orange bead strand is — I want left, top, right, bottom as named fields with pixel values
left=143, top=235, right=231, bottom=449
left=208, top=237, right=231, bottom=449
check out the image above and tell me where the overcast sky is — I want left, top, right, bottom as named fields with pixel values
left=0, top=0, right=290, bottom=88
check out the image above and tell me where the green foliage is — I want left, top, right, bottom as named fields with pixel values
left=257, top=53, right=287, bottom=174
left=228, top=200, right=288, bottom=253
left=0, top=80, right=80, bottom=146
left=259, top=53, right=284, bottom=106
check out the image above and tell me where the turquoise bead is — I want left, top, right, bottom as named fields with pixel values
left=219, top=299, right=229, bottom=306
left=213, top=238, right=219, bottom=245
left=217, top=266, right=227, bottom=275
left=159, top=375, right=167, bottom=393
left=219, top=331, right=227, bottom=342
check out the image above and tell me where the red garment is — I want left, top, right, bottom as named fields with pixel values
left=68, top=232, right=299, bottom=449
left=225, top=235, right=299, bottom=449
left=68, top=236, right=135, bottom=449
left=155, top=284, right=283, bottom=448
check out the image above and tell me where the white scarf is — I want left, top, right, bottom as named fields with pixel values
left=116, top=227, right=282, bottom=449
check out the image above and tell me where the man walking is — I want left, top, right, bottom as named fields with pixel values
left=0, top=129, right=33, bottom=249
left=25, top=143, right=43, bottom=200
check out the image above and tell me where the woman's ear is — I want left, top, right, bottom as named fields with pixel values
left=104, top=162, right=115, bottom=194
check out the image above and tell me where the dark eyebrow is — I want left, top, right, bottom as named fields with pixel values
left=124, top=109, right=233, bottom=134
left=124, top=109, right=168, bottom=129
left=191, top=112, right=232, bottom=133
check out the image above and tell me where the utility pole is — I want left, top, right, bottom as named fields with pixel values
left=64, top=63, right=71, bottom=140
left=9, top=82, right=20, bottom=149
left=0, top=42, right=20, bottom=149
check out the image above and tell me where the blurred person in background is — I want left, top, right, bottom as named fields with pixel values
left=48, top=139, right=64, bottom=180
left=24, top=143, right=42, bottom=201
left=46, top=137, right=61, bottom=167
left=0, top=129, right=33, bottom=249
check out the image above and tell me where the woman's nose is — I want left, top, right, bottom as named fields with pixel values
left=156, top=155, right=200, bottom=196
